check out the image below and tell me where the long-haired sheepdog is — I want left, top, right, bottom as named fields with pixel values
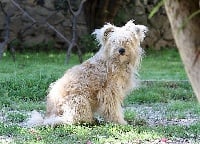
left=27, top=20, right=147, bottom=126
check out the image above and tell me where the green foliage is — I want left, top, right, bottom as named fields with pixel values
left=114, top=7, right=130, bottom=25
left=80, top=34, right=99, bottom=53
left=9, top=39, right=21, bottom=47
left=149, top=0, right=200, bottom=36
left=9, top=40, right=56, bottom=52
left=54, top=0, right=80, bottom=11
left=148, top=0, right=164, bottom=19
left=124, top=110, right=136, bottom=121
left=0, top=91, right=12, bottom=108
left=124, top=110, right=147, bottom=126
left=114, top=0, right=134, bottom=26
left=23, top=40, right=56, bottom=52
left=54, top=0, right=69, bottom=11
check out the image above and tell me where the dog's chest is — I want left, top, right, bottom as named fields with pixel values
left=80, top=61, right=107, bottom=91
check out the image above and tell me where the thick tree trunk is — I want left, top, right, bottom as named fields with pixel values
left=164, top=0, right=200, bottom=102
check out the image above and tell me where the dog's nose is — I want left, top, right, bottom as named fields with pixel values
left=119, top=48, right=125, bottom=55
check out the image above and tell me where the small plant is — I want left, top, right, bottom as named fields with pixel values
left=80, top=35, right=98, bottom=53
left=124, top=110, right=136, bottom=121
left=124, top=110, right=147, bottom=126
left=0, top=91, right=12, bottom=108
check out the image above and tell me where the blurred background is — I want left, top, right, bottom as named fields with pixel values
left=0, top=0, right=175, bottom=55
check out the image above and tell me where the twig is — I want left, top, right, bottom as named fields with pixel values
left=10, top=0, right=70, bottom=44
left=67, top=0, right=87, bottom=16
left=0, top=1, right=7, bottom=16
left=10, top=0, right=85, bottom=63
left=20, top=22, right=37, bottom=35
left=20, top=12, right=58, bottom=36
left=46, top=22, right=70, bottom=44
left=10, top=0, right=36, bottom=23
left=66, top=0, right=86, bottom=63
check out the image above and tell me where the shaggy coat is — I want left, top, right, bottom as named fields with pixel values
left=27, top=20, right=147, bottom=126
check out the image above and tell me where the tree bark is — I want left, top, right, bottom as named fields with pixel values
left=164, top=0, right=200, bottom=102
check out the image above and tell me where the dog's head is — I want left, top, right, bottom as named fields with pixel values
left=93, top=20, right=148, bottom=67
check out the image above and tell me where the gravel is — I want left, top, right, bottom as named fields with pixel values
left=125, top=103, right=200, bottom=126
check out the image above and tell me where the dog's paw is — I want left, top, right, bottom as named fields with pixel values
left=118, top=119, right=128, bottom=125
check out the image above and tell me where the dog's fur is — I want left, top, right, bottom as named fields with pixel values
left=26, top=20, right=147, bottom=127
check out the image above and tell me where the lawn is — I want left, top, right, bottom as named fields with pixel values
left=0, top=48, right=200, bottom=144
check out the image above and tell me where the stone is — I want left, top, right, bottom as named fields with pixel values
left=134, top=0, right=145, bottom=15
left=10, top=16, right=23, bottom=33
left=162, top=22, right=174, bottom=40
left=155, top=39, right=169, bottom=49
left=45, top=0, right=55, bottom=10
left=135, top=15, right=148, bottom=25
left=149, top=14, right=167, bottom=29
left=142, top=28, right=164, bottom=48
left=47, top=12, right=66, bottom=25
left=134, top=6, right=145, bottom=15
left=24, top=34, right=47, bottom=44
left=0, top=0, right=175, bottom=50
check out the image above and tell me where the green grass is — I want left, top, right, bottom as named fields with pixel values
left=140, top=48, right=187, bottom=80
left=0, top=49, right=200, bottom=143
left=124, top=81, right=195, bottom=104
left=0, top=122, right=199, bottom=143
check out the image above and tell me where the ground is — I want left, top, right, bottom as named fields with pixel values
left=0, top=49, right=200, bottom=143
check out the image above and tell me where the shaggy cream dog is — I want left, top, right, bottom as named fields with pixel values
left=27, top=20, right=147, bottom=126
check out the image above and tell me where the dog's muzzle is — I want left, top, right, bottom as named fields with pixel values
left=119, top=48, right=125, bottom=55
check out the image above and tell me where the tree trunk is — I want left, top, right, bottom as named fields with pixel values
left=164, top=0, right=200, bottom=102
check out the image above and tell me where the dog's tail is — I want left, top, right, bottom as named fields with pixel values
left=25, top=110, right=68, bottom=127
left=26, top=110, right=44, bottom=127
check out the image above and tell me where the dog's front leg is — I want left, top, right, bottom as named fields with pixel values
left=97, top=90, right=127, bottom=125
left=109, top=102, right=127, bottom=125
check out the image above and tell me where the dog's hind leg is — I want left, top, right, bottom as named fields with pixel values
left=60, top=96, right=94, bottom=124
left=43, top=96, right=94, bottom=125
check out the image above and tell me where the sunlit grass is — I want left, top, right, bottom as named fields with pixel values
left=140, top=48, right=187, bottom=80
left=0, top=122, right=199, bottom=143
left=0, top=49, right=199, bottom=143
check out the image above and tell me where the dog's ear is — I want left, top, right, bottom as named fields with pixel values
left=103, top=27, right=114, bottom=42
left=92, top=23, right=115, bottom=46
left=135, top=25, right=148, bottom=42
left=124, top=20, right=148, bottom=42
